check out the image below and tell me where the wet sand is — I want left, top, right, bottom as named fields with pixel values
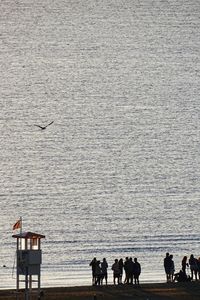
left=0, top=282, right=200, bottom=300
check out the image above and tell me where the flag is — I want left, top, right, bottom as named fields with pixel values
left=13, top=219, right=21, bottom=230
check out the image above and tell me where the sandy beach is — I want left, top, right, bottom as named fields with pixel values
left=0, top=282, right=200, bottom=300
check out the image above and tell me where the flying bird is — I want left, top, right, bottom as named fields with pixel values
left=34, top=121, right=54, bottom=130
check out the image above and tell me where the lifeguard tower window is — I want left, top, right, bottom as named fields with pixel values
left=32, top=238, right=38, bottom=247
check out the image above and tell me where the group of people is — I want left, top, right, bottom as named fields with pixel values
left=89, top=258, right=109, bottom=285
left=164, top=253, right=200, bottom=282
left=89, top=253, right=200, bottom=286
left=89, top=257, right=141, bottom=286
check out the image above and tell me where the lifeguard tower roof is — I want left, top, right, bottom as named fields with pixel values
left=12, top=231, right=45, bottom=239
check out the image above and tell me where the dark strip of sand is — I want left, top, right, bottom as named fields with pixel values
left=0, top=282, right=200, bottom=300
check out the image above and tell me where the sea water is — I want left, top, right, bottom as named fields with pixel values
left=0, top=0, right=200, bottom=289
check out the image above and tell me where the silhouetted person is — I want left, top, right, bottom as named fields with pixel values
left=127, top=257, right=134, bottom=284
left=95, top=261, right=102, bottom=285
left=173, top=270, right=190, bottom=282
left=112, top=259, right=120, bottom=285
left=101, top=258, right=108, bottom=285
left=164, top=253, right=171, bottom=282
left=133, top=258, right=141, bottom=285
left=89, top=257, right=97, bottom=285
left=197, top=257, right=200, bottom=280
left=189, top=254, right=198, bottom=281
left=169, top=255, right=175, bottom=282
left=182, top=256, right=188, bottom=275
left=124, top=257, right=129, bottom=284
left=118, top=258, right=124, bottom=284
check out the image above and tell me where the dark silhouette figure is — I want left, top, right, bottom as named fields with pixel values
left=169, top=255, right=175, bottom=282
left=182, top=256, right=188, bottom=275
left=164, top=253, right=171, bottom=282
left=174, top=270, right=190, bottom=282
left=111, top=259, right=120, bottom=285
left=34, top=121, right=54, bottom=130
left=95, top=260, right=102, bottom=285
left=127, top=257, right=134, bottom=284
left=89, top=257, right=97, bottom=285
left=124, top=257, right=129, bottom=284
left=118, top=258, right=124, bottom=284
left=101, top=258, right=108, bottom=285
left=189, top=254, right=198, bottom=281
left=133, top=257, right=141, bottom=285
left=197, top=257, right=200, bottom=280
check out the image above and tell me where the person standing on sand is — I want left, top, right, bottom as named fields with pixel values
left=124, top=257, right=129, bottom=284
left=181, top=256, right=188, bottom=275
left=89, top=257, right=97, bottom=285
left=112, top=259, right=120, bottom=285
left=189, top=254, right=198, bottom=281
left=197, top=257, right=200, bottom=280
left=101, top=258, right=108, bottom=285
left=133, top=257, right=141, bottom=285
left=95, top=260, right=102, bottom=285
left=126, top=257, right=134, bottom=284
left=164, top=253, right=171, bottom=282
left=169, top=255, right=175, bottom=282
left=118, top=258, right=124, bottom=284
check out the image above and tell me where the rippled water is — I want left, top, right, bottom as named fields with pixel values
left=0, top=0, right=200, bottom=289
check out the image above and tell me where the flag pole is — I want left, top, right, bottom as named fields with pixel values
left=20, top=216, right=22, bottom=235
left=20, top=217, right=22, bottom=250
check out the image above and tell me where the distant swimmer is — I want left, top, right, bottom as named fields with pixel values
left=34, top=121, right=54, bottom=130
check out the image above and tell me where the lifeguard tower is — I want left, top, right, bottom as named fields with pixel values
left=12, top=231, right=45, bottom=300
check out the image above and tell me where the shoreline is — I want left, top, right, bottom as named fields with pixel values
left=0, top=282, right=200, bottom=300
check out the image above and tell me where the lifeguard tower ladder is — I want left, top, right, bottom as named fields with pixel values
left=12, top=231, right=45, bottom=300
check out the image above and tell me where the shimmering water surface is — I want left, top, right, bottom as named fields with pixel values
left=0, top=0, right=200, bottom=289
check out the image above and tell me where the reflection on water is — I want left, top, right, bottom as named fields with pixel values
left=0, top=0, right=200, bottom=289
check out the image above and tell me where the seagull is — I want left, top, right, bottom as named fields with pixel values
left=34, top=121, right=54, bottom=130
